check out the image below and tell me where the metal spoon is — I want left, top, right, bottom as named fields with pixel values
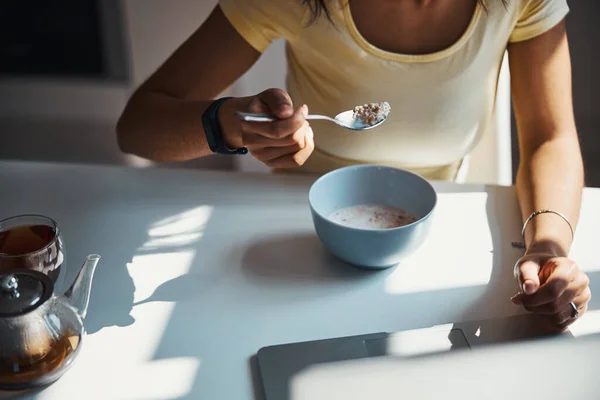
left=235, top=108, right=389, bottom=131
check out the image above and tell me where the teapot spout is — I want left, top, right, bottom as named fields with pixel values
left=64, top=254, right=101, bottom=319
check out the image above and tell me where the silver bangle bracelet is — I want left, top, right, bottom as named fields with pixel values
left=521, top=209, right=575, bottom=246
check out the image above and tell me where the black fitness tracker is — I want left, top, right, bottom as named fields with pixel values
left=202, top=97, right=248, bottom=155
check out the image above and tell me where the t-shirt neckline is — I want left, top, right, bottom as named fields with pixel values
left=341, top=0, right=483, bottom=63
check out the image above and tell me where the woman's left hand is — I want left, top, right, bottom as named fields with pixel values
left=511, top=253, right=591, bottom=330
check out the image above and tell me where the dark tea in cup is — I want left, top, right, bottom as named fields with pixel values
left=0, top=215, right=64, bottom=284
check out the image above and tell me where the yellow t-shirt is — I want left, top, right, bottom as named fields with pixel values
left=219, top=0, right=569, bottom=180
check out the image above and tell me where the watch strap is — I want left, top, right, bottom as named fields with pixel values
left=202, top=97, right=248, bottom=155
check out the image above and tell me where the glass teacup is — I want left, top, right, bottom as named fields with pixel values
left=0, top=215, right=66, bottom=289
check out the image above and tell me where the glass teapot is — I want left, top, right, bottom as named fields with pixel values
left=0, top=254, right=101, bottom=391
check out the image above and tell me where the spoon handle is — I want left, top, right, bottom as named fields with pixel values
left=235, top=111, right=335, bottom=123
left=235, top=112, right=276, bottom=122
left=306, top=114, right=337, bottom=123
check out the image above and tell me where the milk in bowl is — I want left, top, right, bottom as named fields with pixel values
left=328, top=205, right=417, bottom=230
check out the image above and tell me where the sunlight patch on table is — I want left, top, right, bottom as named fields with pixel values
left=43, top=355, right=201, bottom=400
left=83, top=301, right=177, bottom=362
left=139, top=206, right=213, bottom=251
left=128, top=250, right=196, bottom=303
left=110, top=251, right=197, bottom=362
left=112, top=357, right=201, bottom=400
left=570, top=194, right=600, bottom=273
left=570, top=309, right=600, bottom=338
left=148, top=205, right=213, bottom=237
left=142, top=232, right=204, bottom=250
left=370, top=324, right=457, bottom=357
left=386, top=193, right=495, bottom=294
left=569, top=245, right=600, bottom=273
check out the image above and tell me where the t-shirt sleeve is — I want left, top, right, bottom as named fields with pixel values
left=509, top=0, right=569, bottom=43
left=219, top=0, right=306, bottom=53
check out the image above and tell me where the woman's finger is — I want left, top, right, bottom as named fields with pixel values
left=556, top=304, right=588, bottom=331
left=244, top=125, right=307, bottom=149
left=242, top=105, right=307, bottom=139
left=252, top=143, right=305, bottom=161
left=250, top=88, right=295, bottom=118
left=552, top=288, right=591, bottom=327
left=523, top=271, right=588, bottom=314
left=265, top=126, right=315, bottom=168
left=514, top=258, right=542, bottom=295
left=519, top=259, right=577, bottom=308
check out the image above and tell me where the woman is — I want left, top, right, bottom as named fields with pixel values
left=117, top=0, right=590, bottom=328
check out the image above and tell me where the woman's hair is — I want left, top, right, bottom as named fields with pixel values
left=301, top=0, right=508, bottom=24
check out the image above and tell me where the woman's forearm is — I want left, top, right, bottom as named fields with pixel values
left=117, top=91, right=212, bottom=161
left=116, top=91, right=248, bottom=162
left=516, top=136, right=584, bottom=256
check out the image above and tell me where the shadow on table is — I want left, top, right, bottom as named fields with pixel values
left=76, top=209, right=145, bottom=334
left=241, top=233, right=391, bottom=282
left=132, top=270, right=221, bottom=306
left=84, top=202, right=223, bottom=333
left=83, top=251, right=137, bottom=334
left=452, top=185, right=523, bottom=322
left=249, top=355, right=267, bottom=400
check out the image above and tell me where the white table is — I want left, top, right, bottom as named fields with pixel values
left=0, top=161, right=598, bottom=400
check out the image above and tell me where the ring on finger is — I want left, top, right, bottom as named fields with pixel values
left=569, top=301, right=579, bottom=319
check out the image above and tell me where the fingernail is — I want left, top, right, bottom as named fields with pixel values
left=523, top=281, right=536, bottom=295
left=302, top=104, right=309, bottom=118
left=279, top=104, right=292, bottom=116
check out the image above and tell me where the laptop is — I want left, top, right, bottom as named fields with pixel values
left=255, top=313, right=574, bottom=400
left=289, top=332, right=600, bottom=400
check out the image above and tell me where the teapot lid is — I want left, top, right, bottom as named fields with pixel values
left=0, top=270, right=53, bottom=317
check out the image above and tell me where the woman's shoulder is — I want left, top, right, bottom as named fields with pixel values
left=219, top=0, right=308, bottom=52
left=507, top=0, right=569, bottom=43
left=219, top=0, right=307, bottom=21
left=511, top=0, right=569, bottom=13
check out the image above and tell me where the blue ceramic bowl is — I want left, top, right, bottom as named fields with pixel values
left=309, top=165, right=437, bottom=269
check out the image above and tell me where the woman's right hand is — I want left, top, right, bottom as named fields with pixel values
left=220, top=88, right=315, bottom=168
